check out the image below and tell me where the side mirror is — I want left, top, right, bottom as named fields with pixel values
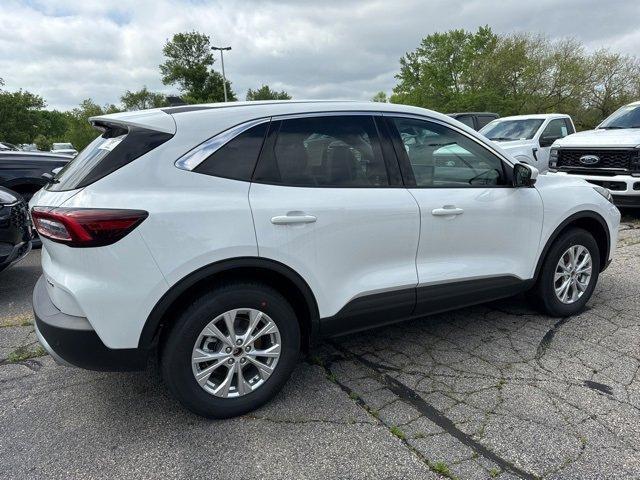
left=52, top=167, right=63, bottom=175
left=539, top=135, right=560, bottom=148
left=513, top=163, right=538, bottom=187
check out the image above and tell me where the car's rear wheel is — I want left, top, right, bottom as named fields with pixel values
left=531, top=228, right=600, bottom=317
left=161, top=282, right=300, bottom=418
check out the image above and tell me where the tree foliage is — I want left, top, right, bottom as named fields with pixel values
left=246, top=84, right=291, bottom=101
left=65, top=99, right=120, bottom=150
left=159, top=31, right=236, bottom=103
left=371, top=91, right=388, bottom=103
left=121, top=86, right=167, bottom=111
left=0, top=88, right=46, bottom=144
left=392, top=26, right=640, bottom=129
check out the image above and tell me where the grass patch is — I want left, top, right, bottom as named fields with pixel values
left=348, top=391, right=359, bottom=400
left=414, top=432, right=426, bottom=439
left=489, top=467, right=500, bottom=478
left=496, top=378, right=506, bottom=390
left=432, top=461, right=454, bottom=478
left=0, top=314, right=33, bottom=328
left=326, top=372, right=337, bottom=383
left=6, top=345, right=47, bottom=363
left=389, top=425, right=406, bottom=440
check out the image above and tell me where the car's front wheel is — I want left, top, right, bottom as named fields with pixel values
left=531, top=227, right=600, bottom=317
left=161, top=282, right=301, bottom=418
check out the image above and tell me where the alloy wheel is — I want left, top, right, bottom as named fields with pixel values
left=191, top=308, right=281, bottom=398
left=554, top=245, right=592, bottom=304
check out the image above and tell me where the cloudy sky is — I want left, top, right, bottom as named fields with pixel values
left=1, top=0, right=639, bottom=110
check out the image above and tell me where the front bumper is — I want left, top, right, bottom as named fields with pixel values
left=33, top=276, right=149, bottom=371
left=549, top=171, right=640, bottom=207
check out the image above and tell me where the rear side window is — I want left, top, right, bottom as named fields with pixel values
left=455, top=115, right=475, bottom=129
left=477, top=115, right=497, bottom=129
left=253, top=115, right=389, bottom=187
left=194, top=123, right=268, bottom=181
left=47, top=126, right=172, bottom=192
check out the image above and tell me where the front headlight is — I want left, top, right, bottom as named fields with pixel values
left=549, top=148, right=559, bottom=169
left=593, top=185, right=614, bottom=204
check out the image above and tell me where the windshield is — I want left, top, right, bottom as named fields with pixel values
left=480, top=119, right=544, bottom=141
left=598, top=104, right=640, bottom=129
left=53, top=143, right=74, bottom=150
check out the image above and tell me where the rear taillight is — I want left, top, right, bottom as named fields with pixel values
left=31, top=207, right=148, bottom=248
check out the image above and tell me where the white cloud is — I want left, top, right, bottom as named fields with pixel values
left=0, top=0, right=638, bottom=110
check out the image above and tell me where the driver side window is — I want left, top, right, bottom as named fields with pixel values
left=390, top=117, right=506, bottom=187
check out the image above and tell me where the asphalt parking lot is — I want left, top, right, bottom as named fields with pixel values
left=2, top=218, right=640, bottom=480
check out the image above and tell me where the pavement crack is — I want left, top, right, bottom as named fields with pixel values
left=535, top=316, right=570, bottom=360
left=330, top=342, right=539, bottom=480
left=583, top=380, right=613, bottom=395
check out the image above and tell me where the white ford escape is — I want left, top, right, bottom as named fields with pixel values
left=30, top=101, right=620, bottom=418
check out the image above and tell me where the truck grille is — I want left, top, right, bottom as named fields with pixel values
left=10, top=200, right=30, bottom=230
left=557, top=149, right=639, bottom=171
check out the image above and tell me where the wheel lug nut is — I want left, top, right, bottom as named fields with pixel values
left=245, top=346, right=251, bottom=352
left=228, top=358, right=234, bottom=364
left=225, top=347, right=232, bottom=353
left=240, top=358, right=246, bottom=364
left=236, top=339, right=243, bottom=346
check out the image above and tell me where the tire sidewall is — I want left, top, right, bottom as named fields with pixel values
left=162, top=284, right=300, bottom=418
left=539, top=229, right=600, bottom=316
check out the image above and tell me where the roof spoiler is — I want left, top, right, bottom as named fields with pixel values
left=89, top=109, right=176, bottom=135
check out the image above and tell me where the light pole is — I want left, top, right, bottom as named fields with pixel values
left=212, top=46, right=231, bottom=102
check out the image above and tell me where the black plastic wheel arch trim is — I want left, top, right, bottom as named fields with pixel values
left=533, top=211, right=611, bottom=279
left=138, top=257, right=320, bottom=349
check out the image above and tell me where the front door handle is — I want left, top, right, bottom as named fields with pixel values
left=431, top=206, right=464, bottom=216
left=271, top=213, right=317, bottom=225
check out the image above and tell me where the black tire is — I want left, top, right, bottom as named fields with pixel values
left=530, top=228, right=600, bottom=317
left=161, top=282, right=301, bottom=418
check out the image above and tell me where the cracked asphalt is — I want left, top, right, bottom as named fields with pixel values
left=2, top=216, right=640, bottom=480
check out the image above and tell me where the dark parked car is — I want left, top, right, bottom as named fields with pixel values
left=0, top=151, right=71, bottom=202
left=447, top=112, right=500, bottom=131
left=0, top=187, right=32, bottom=273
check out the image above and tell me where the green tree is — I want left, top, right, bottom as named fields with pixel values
left=391, top=26, right=499, bottom=112
left=65, top=99, right=120, bottom=150
left=246, top=85, right=291, bottom=101
left=159, top=31, right=236, bottom=103
left=121, top=86, right=168, bottom=111
left=391, top=27, right=638, bottom=129
left=371, top=91, right=388, bottom=103
left=0, top=88, right=46, bottom=144
left=33, top=134, right=52, bottom=151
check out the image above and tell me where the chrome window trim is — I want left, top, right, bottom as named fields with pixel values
left=175, top=117, right=271, bottom=171
left=174, top=109, right=512, bottom=172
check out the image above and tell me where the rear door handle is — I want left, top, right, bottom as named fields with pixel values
left=431, top=206, right=464, bottom=216
left=271, top=213, right=317, bottom=225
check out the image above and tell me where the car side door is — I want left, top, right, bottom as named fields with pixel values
left=536, top=118, right=572, bottom=169
left=249, top=114, right=421, bottom=336
left=384, top=115, right=544, bottom=315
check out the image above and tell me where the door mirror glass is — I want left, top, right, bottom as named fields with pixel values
left=539, top=135, right=561, bottom=148
left=513, top=163, right=538, bottom=187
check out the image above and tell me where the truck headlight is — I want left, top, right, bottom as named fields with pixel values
left=549, top=148, right=559, bottom=169
left=593, top=185, right=614, bottom=204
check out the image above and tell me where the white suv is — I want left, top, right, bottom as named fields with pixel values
left=30, top=101, right=620, bottom=418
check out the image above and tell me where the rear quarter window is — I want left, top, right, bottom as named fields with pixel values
left=47, top=126, right=172, bottom=192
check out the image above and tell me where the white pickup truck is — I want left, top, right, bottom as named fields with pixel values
left=480, top=114, right=576, bottom=172
left=548, top=101, right=640, bottom=208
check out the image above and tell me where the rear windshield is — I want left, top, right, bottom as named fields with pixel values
left=46, top=126, right=172, bottom=192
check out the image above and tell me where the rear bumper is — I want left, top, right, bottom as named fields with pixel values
left=33, top=276, right=149, bottom=371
